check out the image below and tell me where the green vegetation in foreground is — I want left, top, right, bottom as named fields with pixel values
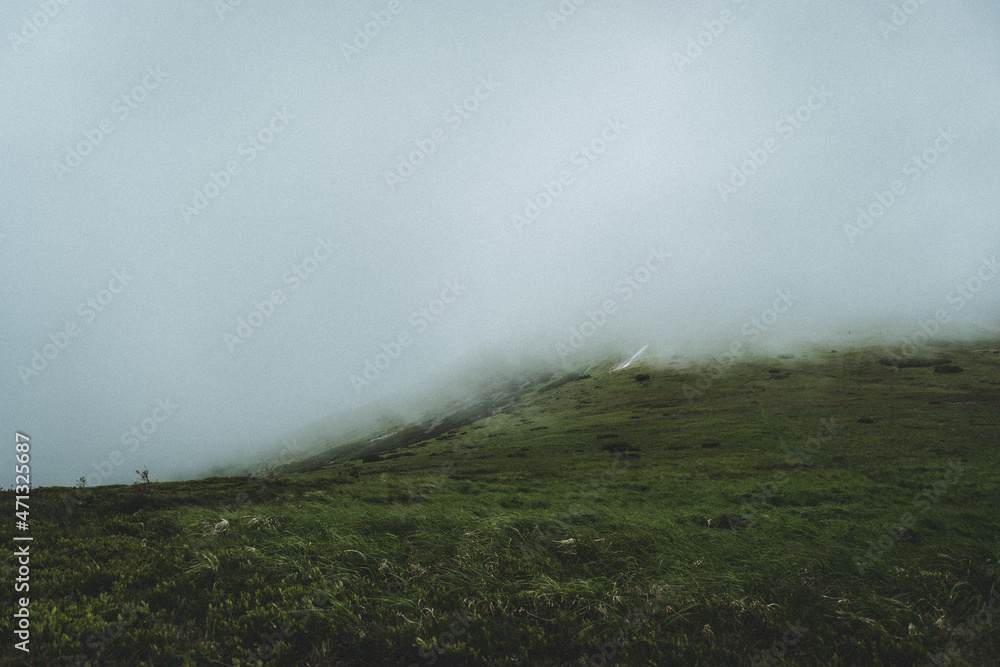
left=3, top=340, right=999, bottom=665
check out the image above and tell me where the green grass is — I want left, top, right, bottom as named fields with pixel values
left=3, top=339, right=1000, bottom=665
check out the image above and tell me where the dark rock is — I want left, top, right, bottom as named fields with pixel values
left=602, top=442, right=638, bottom=453
left=382, top=451, right=416, bottom=460
left=635, top=374, right=651, bottom=382
left=538, top=373, right=588, bottom=394
left=934, top=365, right=963, bottom=373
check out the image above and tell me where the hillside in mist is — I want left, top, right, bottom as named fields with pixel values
left=4, top=337, right=998, bottom=664
left=3, top=1, right=999, bottom=489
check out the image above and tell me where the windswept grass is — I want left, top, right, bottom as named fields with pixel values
left=3, top=339, right=999, bottom=665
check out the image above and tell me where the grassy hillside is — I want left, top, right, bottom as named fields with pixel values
left=3, top=339, right=999, bottom=665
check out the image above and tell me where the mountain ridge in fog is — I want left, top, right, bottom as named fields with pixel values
left=2, top=1, right=998, bottom=487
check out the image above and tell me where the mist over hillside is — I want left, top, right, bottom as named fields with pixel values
left=2, top=1, right=998, bottom=487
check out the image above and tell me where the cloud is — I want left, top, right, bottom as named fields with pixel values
left=1, top=0, right=997, bottom=486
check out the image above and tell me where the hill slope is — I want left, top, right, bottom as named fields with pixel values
left=4, top=339, right=999, bottom=665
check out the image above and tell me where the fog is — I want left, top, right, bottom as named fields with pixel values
left=2, top=1, right=998, bottom=488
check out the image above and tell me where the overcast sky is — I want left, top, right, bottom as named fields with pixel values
left=2, top=1, right=998, bottom=488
